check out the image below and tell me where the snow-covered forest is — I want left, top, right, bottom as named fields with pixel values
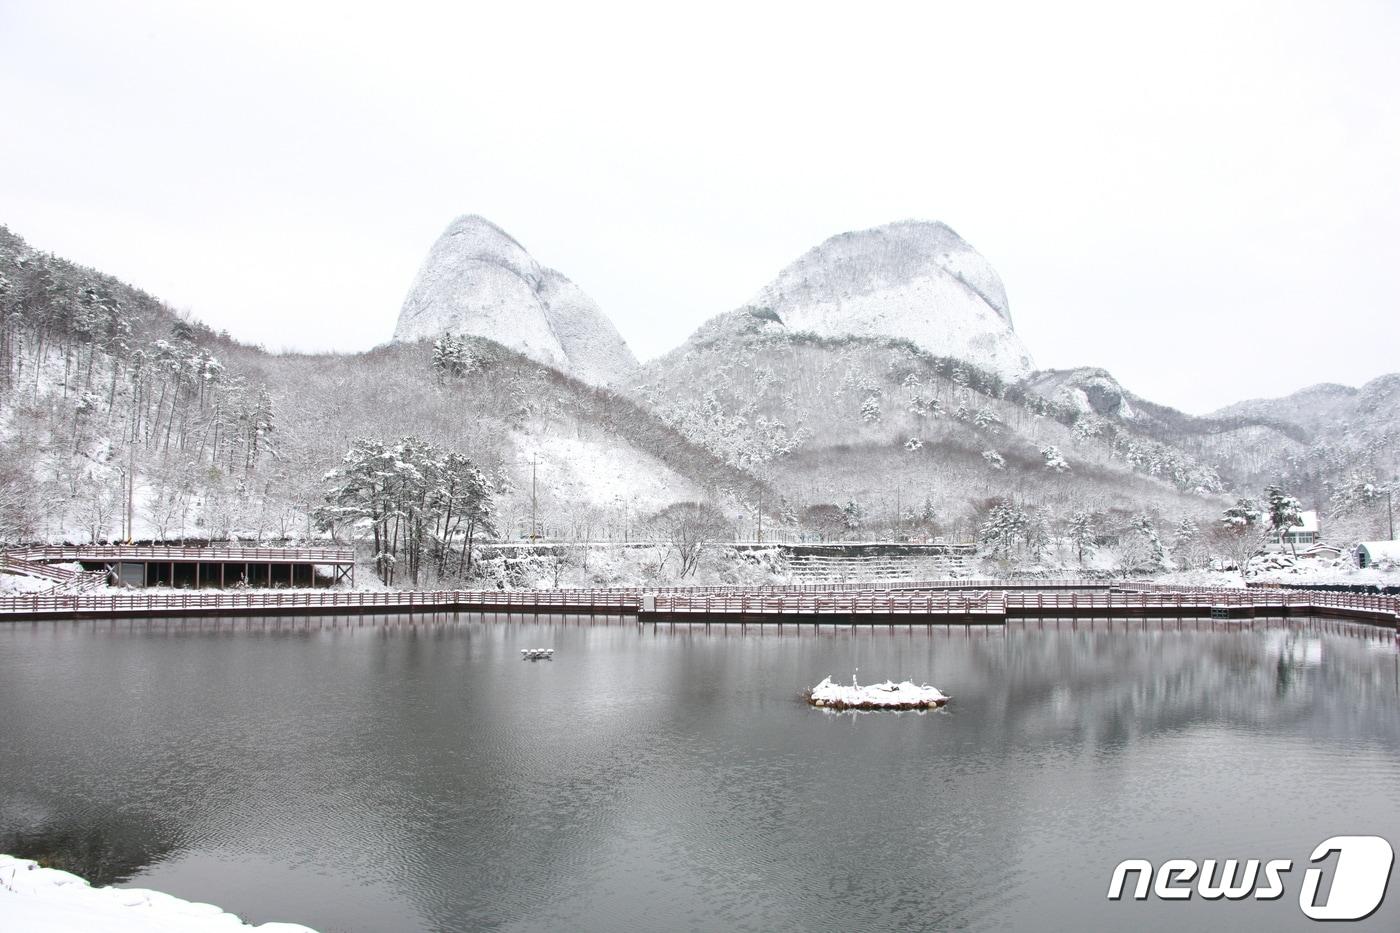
left=2, top=219, right=1397, bottom=588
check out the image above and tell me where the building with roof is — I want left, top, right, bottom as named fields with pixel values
left=1356, top=541, right=1400, bottom=569
left=1280, top=510, right=1320, bottom=547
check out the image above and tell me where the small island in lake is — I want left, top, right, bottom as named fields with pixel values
left=807, top=676, right=949, bottom=710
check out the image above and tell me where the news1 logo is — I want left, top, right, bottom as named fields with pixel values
left=1108, top=835, right=1394, bottom=921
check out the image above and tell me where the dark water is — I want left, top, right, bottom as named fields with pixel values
left=2, top=615, right=1399, bottom=932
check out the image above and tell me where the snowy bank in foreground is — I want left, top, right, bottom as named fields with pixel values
left=0, top=855, right=317, bottom=933
left=807, top=676, right=949, bottom=710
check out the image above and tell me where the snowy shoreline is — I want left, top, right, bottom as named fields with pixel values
left=807, top=676, right=949, bottom=710
left=0, top=854, right=317, bottom=933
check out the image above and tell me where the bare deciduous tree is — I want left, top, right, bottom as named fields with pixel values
left=651, top=502, right=732, bottom=578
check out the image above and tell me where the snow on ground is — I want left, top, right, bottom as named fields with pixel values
left=1156, top=557, right=1400, bottom=589
left=1247, top=557, right=1400, bottom=587
left=808, top=676, right=948, bottom=709
left=0, top=574, right=55, bottom=594
left=0, top=855, right=316, bottom=933
left=511, top=432, right=702, bottom=513
left=1151, top=569, right=1248, bottom=589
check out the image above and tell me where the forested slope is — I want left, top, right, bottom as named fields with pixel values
left=0, top=226, right=762, bottom=563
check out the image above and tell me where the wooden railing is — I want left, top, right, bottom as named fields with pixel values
left=6, top=545, right=356, bottom=564
left=533, top=578, right=1112, bottom=596
left=0, top=554, right=80, bottom=583
left=1004, top=588, right=1400, bottom=618
left=1122, top=581, right=1400, bottom=613
left=0, top=582, right=1394, bottom=628
left=652, top=588, right=1400, bottom=622
left=0, top=588, right=639, bottom=617
left=654, top=592, right=1007, bottom=615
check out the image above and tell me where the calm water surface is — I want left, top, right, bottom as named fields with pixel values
left=2, top=615, right=1399, bottom=932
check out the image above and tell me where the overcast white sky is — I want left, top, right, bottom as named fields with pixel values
left=2, top=1, right=1396, bottom=414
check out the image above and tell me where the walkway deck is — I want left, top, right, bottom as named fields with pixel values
left=0, top=582, right=1395, bottom=629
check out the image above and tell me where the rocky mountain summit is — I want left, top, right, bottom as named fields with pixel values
left=743, top=221, right=1035, bottom=381
left=1024, top=368, right=1138, bottom=421
left=393, top=215, right=638, bottom=386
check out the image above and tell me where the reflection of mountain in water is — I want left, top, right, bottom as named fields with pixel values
left=962, top=621, right=1400, bottom=749
left=1, top=619, right=1397, bottom=933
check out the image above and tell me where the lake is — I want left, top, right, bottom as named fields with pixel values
left=2, top=615, right=1398, bottom=932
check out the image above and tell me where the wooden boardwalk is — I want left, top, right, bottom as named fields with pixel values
left=0, top=581, right=1396, bottom=630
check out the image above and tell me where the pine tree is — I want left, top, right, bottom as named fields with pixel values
left=1041, top=445, right=1070, bottom=473
left=1265, top=484, right=1304, bottom=556
left=979, top=499, right=1029, bottom=558
left=1172, top=517, right=1200, bottom=569
left=1067, top=511, right=1097, bottom=564
left=1217, top=498, right=1265, bottom=573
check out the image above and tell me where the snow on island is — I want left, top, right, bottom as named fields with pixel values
left=0, top=854, right=318, bottom=933
left=807, top=676, right=949, bottom=711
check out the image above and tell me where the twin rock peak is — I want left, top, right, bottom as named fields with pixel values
left=392, top=214, right=1035, bottom=387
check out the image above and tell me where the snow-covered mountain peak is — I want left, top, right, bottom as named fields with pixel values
left=436, top=214, right=535, bottom=275
left=393, top=215, right=638, bottom=386
left=805, top=220, right=1012, bottom=322
left=748, top=220, right=1034, bottom=380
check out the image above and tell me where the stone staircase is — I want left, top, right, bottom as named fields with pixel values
left=785, top=550, right=977, bottom=582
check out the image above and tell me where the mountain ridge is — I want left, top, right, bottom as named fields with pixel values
left=393, top=215, right=639, bottom=386
left=5, top=216, right=1398, bottom=553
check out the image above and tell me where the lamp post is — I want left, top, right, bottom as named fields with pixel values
left=529, top=454, right=539, bottom=542
left=1388, top=479, right=1395, bottom=541
left=757, top=487, right=763, bottom=545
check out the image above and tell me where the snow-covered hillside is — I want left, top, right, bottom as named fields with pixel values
left=393, top=215, right=638, bottom=387
left=637, top=313, right=1226, bottom=541
left=4, top=213, right=1398, bottom=569
left=1213, top=381, right=1362, bottom=436
left=0, top=224, right=760, bottom=557
left=746, top=221, right=1035, bottom=381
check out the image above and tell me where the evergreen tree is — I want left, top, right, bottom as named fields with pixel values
left=317, top=436, right=496, bottom=585
left=1216, top=497, right=1265, bottom=573
left=1171, top=517, right=1200, bottom=569
left=1067, top=510, right=1098, bottom=564
left=1265, top=484, right=1304, bottom=556
left=1041, top=445, right=1070, bottom=473
left=979, top=499, right=1029, bottom=558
